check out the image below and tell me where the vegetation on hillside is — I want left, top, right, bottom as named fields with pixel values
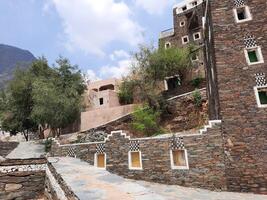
left=0, top=57, right=86, bottom=140
left=119, top=44, right=194, bottom=136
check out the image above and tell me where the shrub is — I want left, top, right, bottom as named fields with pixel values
left=118, top=80, right=134, bottom=105
left=191, top=77, right=204, bottom=88
left=193, top=89, right=202, bottom=107
left=44, top=138, right=53, bottom=152
left=131, top=106, right=164, bottom=136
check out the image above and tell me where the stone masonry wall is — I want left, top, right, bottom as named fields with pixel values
left=210, top=0, right=267, bottom=194
left=0, top=158, right=47, bottom=200
left=52, top=124, right=227, bottom=191
left=0, top=141, right=18, bottom=157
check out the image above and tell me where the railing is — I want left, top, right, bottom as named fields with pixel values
left=159, top=28, right=174, bottom=39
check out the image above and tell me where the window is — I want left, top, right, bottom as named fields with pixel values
left=182, top=35, right=189, bottom=44
left=180, top=21, right=185, bottom=27
left=165, top=75, right=181, bottom=91
left=192, top=1, right=197, bottom=6
left=165, top=42, right=171, bottom=49
left=191, top=53, right=199, bottom=61
left=128, top=151, right=142, bottom=170
left=94, top=153, right=106, bottom=168
left=254, top=86, right=267, bottom=108
left=182, top=6, right=187, bottom=11
left=99, top=98, right=104, bottom=105
left=193, top=32, right=201, bottom=41
left=244, top=47, right=264, bottom=65
left=170, top=149, right=189, bottom=169
left=233, top=6, right=252, bottom=23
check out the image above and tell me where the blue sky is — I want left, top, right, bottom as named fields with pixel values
left=0, top=0, right=181, bottom=80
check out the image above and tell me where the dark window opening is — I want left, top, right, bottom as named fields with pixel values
left=99, top=98, right=104, bottom=105
left=182, top=6, right=187, bottom=11
left=186, top=12, right=199, bottom=30
left=194, top=33, right=200, bottom=40
left=192, top=1, right=197, bottom=6
left=183, top=37, right=188, bottom=43
left=180, top=21, right=185, bottom=26
left=237, top=7, right=246, bottom=20
left=258, top=88, right=267, bottom=105
left=191, top=53, right=198, bottom=61
left=165, top=43, right=171, bottom=49
left=167, top=76, right=181, bottom=90
left=248, top=50, right=258, bottom=63
left=99, top=84, right=115, bottom=91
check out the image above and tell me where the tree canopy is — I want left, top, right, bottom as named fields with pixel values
left=0, top=57, right=86, bottom=140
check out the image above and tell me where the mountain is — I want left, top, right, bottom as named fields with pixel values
left=0, top=44, right=36, bottom=88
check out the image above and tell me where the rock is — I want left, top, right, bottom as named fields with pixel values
left=5, top=183, right=22, bottom=191
left=0, top=156, right=6, bottom=161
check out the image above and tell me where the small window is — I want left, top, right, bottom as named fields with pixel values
left=170, top=149, right=189, bottom=169
left=182, top=6, right=187, bottom=11
left=99, top=98, right=104, bottom=105
left=233, top=6, right=252, bottom=23
left=254, top=86, right=267, bottom=108
left=182, top=35, right=189, bottom=44
left=193, top=32, right=201, bottom=40
left=244, top=47, right=264, bottom=65
left=192, top=1, right=197, bottom=6
left=128, top=151, right=142, bottom=170
left=191, top=53, right=199, bottom=61
left=165, top=42, right=171, bottom=49
left=94, top=153, right=106, bottom=168
left=180, top=21, right=185, bottom=27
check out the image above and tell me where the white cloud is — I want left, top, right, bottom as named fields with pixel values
left=99, top=59, right=132, bottom=79
left=109, top=49, right=130, bottom=61
left=134, top=0, right=175, bottom=15
left=86, top=69, right=101, bottom=82
left=49, top=0, right=144, bottom=56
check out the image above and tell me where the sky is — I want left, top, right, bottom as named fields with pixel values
left=0, top=0, right=182, bottom=80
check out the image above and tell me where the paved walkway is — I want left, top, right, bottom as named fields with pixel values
left=6, top=141, right=45, bottom=159
left=49, top=157, right=266, bottom=200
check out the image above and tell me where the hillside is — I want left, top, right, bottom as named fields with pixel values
left=0, top=44, right=36, bottom=88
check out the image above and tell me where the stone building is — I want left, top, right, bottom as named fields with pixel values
left=205, top=0, right=267, bottom=193
left=159, top=0, right=206, bottom=90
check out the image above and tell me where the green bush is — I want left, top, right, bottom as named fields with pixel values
left=44, top=138, right=53, bottom=152
left=193, top=89, right=202, bottom=107
left=131, top=106, right=164, bottom=137
left=191, top=77, right=204, bottom=88
left=118, top=80, right=134, bottom=105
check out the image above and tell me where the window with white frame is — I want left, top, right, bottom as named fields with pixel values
left=191, top=52, right=199, bottom=61
left=182, top=35, right=189, bottom=44
left=128, top=151, right=142, bottom=170
left=180, top=21, right=185, bottom=27
left=165, top=42, right=171, bottom=49
left=94, top=153, right=106, bottom=168
left=170, top=149, right=189, bottom=169
left=193, top=32, right=201, bottom=41
left=182, top=6, right=187, bottom=11
left=191, top=1, right=198, bottom=6
left=244, top=46, right=264, bottom=65
left=254, top=86, right=267, bottom=108
left=233, top=6, right=252, bottom=23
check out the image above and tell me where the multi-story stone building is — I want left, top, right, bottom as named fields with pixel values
left=159, top=0, right=206, bottom=90
left=161, top=0, right=267, bottom=194
left=205, top=0, right=267, bottom=193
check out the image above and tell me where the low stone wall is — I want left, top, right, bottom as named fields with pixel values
left=0, top=141, right=18, bottom=157
left=0, top=158, right=47, bottom=200
left=51, top=123, right=227, bottom=191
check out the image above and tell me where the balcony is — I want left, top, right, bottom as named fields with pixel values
left=159, top=28, right=174, bottom=39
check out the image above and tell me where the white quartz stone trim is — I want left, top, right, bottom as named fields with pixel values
left=46, top=166, right=68, bottom=200
left=0, top=164, right=46, bottom=173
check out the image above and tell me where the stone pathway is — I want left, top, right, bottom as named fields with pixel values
left=6, top=141, right=45, bottom=159
left=49, top=157, right=267, bottom=200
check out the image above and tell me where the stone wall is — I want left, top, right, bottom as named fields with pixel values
left=52, top=123, right=227, bottom=191
left=0, top=141, right=18, bottom=157
left=209, top=0, right=267, bottom=194
left=0, top=158, right=47, bottom=200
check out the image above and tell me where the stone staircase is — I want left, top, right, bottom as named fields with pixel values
left=199, top=120, right=222, bottom=134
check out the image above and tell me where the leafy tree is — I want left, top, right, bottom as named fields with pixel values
left=0, top=57, right=86, bottom=140
left=131, top=106, right=164, bottom=137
